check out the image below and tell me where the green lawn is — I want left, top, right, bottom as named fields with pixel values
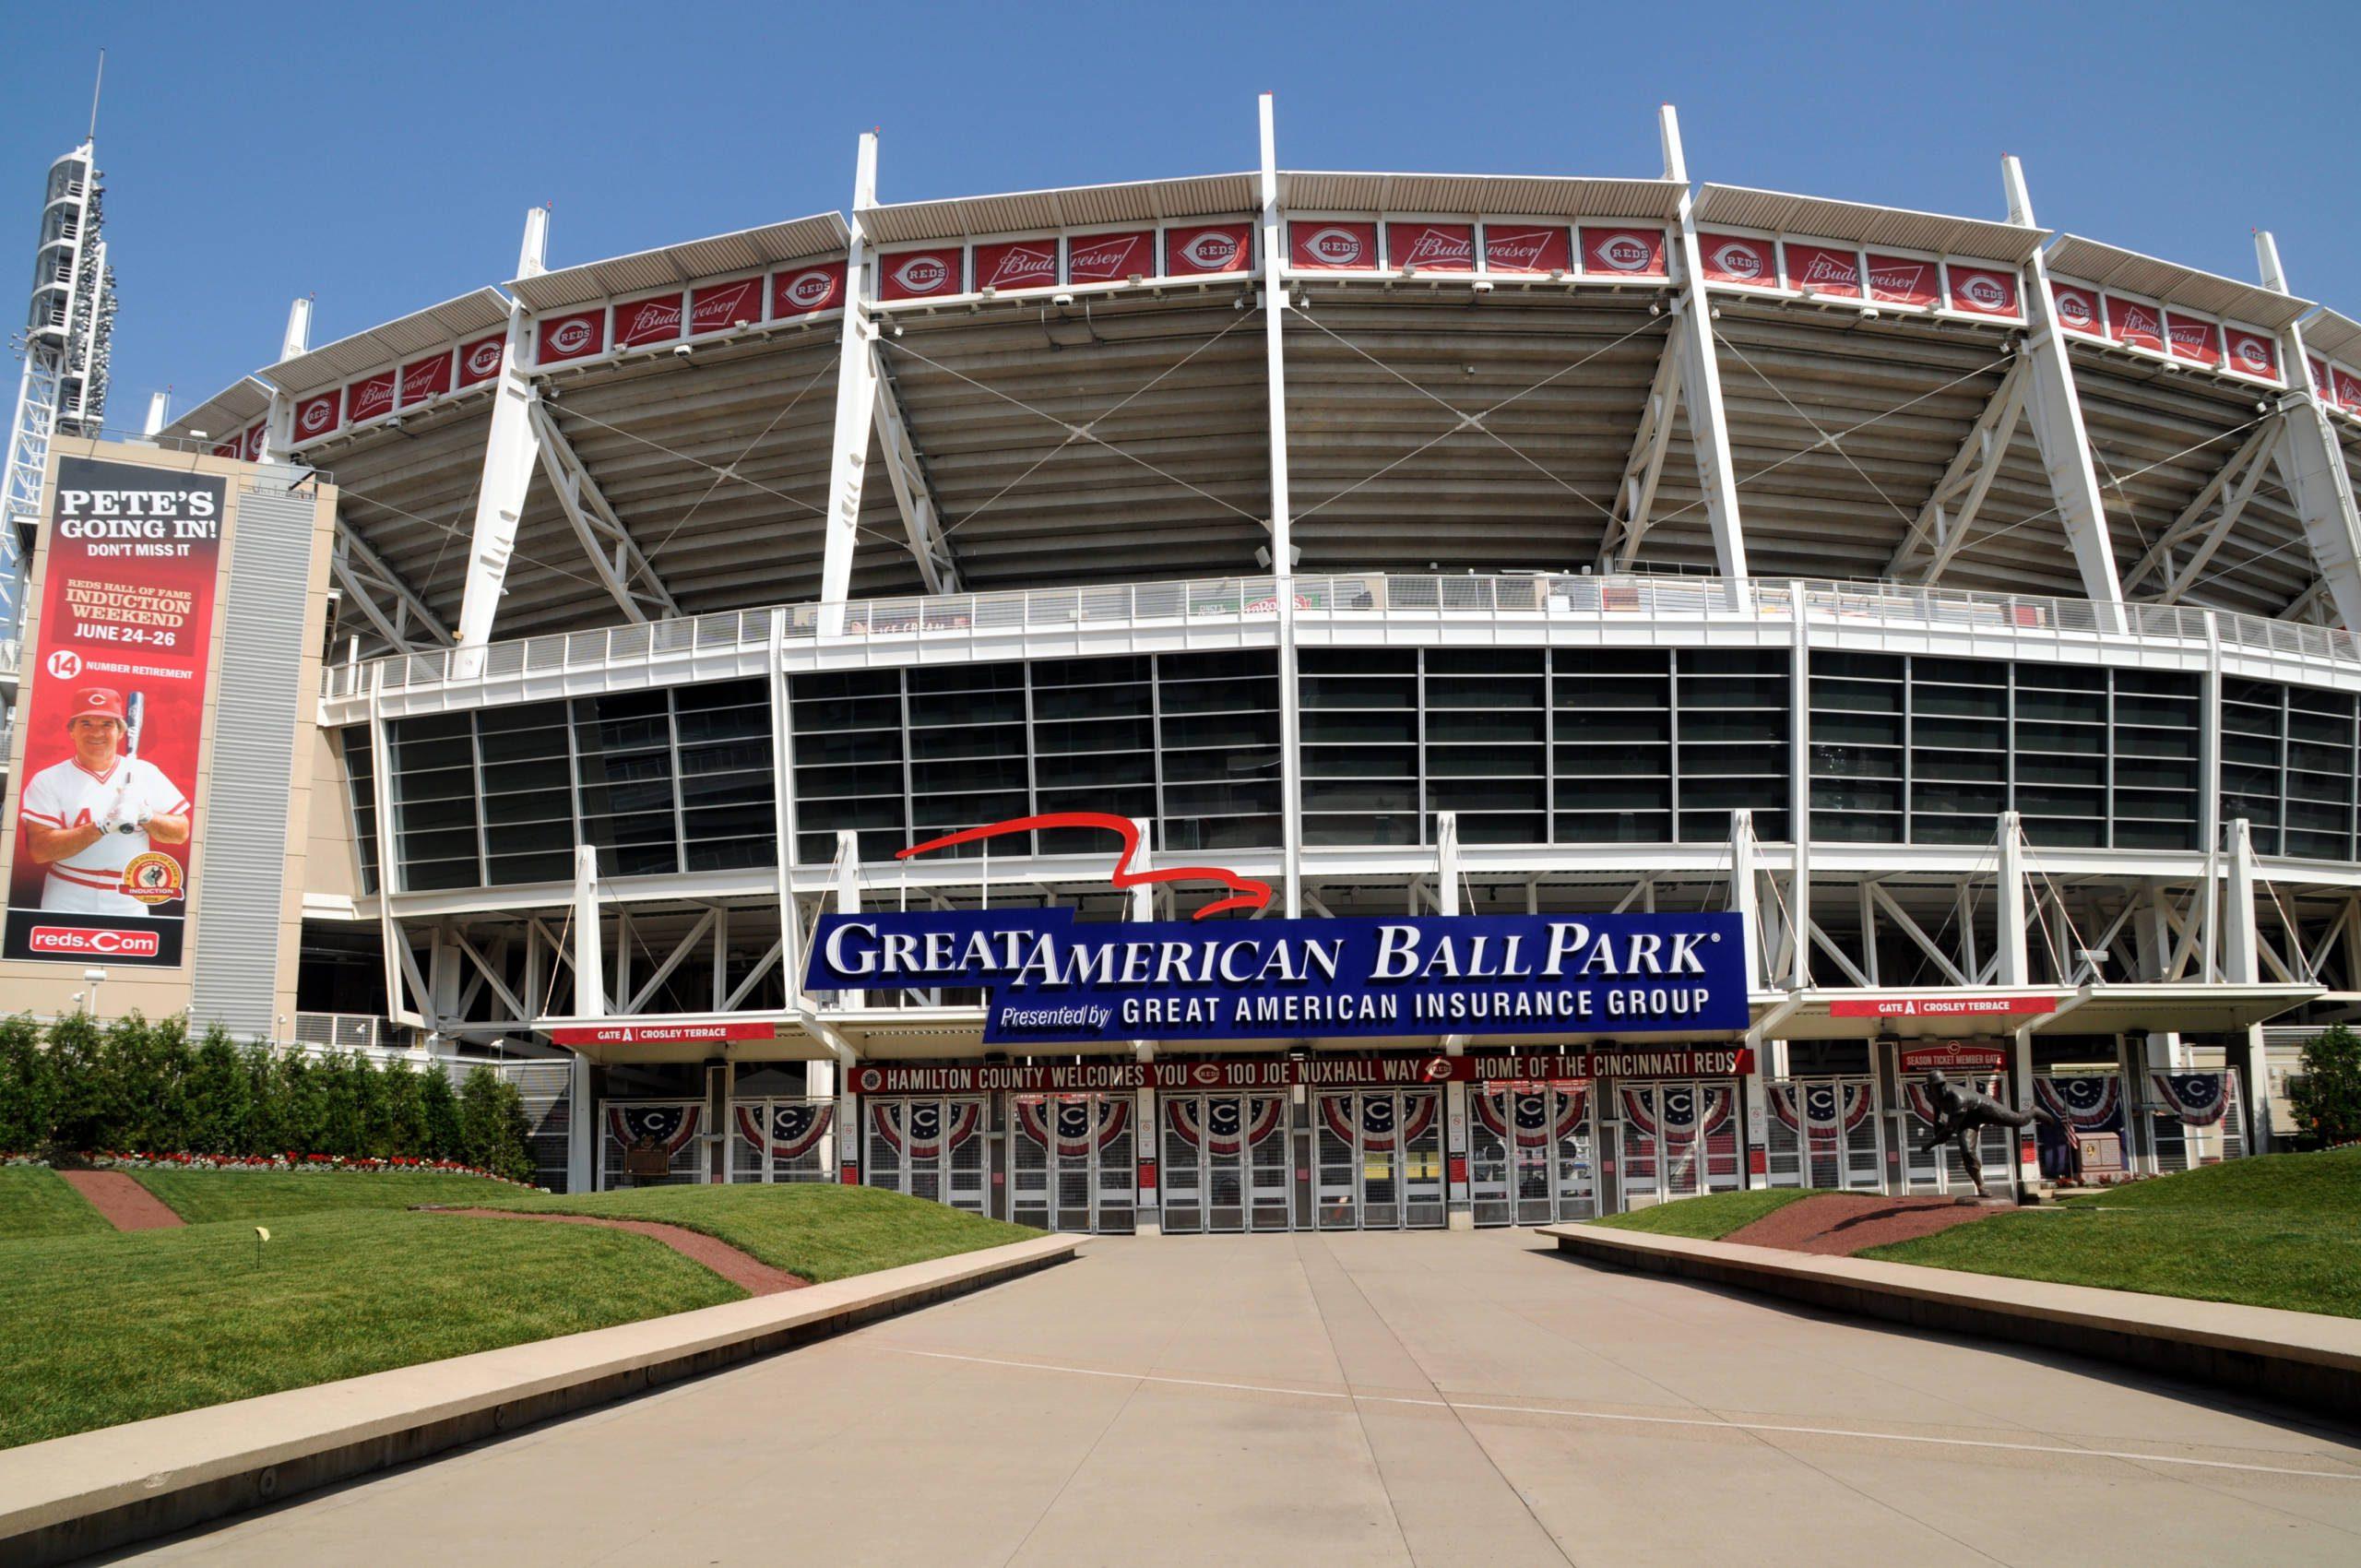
left=0, top=1210, right=738, bottom=1450
left=477, top=1182, right=1041, bottom=1283
left=1585, top=1187, right=1818, bottom=1240
left=131, top=1169, right=529, bottom=1225
left=0, top=1167, right=111, bottom=1240
left=1866, top=1146, right=2361, bottom=1318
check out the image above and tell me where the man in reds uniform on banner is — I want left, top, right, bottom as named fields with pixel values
left=4, top=455, right=223, bottom=967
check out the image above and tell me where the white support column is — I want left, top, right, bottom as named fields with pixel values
left=833, top=829, right=862, bottom=1010
left=2001, top=158, right=2127, bottom=626
left=280, top=297, right=314, bottom=363
left=1260, top=93, right=1306, bottom=921
left=1995, top=811, right=2029, bottom=987
left=368, top=686, right=423, bottom=1029
left=1128, top=815, right=1162, bottom=1233
left=142, top=390, right=170, bottom=436
left=820, top=135, right=882, bottom=635
left=455, top=208, right=552, bottom=669
left=1432, top=811, right=1474, bottom=1227
left=258, top=296, right=314, bottom=466
left=1788, top=584, right=1810, bottom=989
left=1730, top=810, right=1763, bottom=992
left=571, top=844, right=606, bottom=1017
left=2224, top=816, right=2272, bottom=1153
left=1659, top=106, right=1751, bottom=602
left=2256, top=232, right=2361, bottom=628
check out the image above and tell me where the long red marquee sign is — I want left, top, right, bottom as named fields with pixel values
left=1828, top=996, right=2059, bottom=1019
left=848, top=1048, right=1751, bottom=1095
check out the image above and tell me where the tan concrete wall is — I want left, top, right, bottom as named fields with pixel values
left=303, top=728, right=361, bottom=906
left=0, top=439, right=336, bottom=1027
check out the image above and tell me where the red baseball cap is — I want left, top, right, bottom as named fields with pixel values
left=65, top=687, right=125, bottom=728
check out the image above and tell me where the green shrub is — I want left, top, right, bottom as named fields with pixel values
left=0, top=1016, right=57, bottom=1154
left=457, top=1066, right=535, bottom=1182
left=2291, top=1025, right=2361, bottom=1149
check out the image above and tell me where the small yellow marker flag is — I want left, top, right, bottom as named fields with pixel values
left=255, top=1227, right=270, bottom=1242
left=254, top=1225, right=270, bottom=1268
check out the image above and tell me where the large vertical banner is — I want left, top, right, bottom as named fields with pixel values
left=5, top=457, right=224, bottom=966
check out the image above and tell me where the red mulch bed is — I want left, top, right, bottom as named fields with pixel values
left=422, top=1208, right=807, bottom=1296
left=1723, top=1193, right=2009, bottom=1256
left=59, top=1170, right=186, bottom=1231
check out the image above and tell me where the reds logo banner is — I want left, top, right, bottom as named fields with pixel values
left=292, top=389, right=342, bottom=443
left=973, top=238, right=1059, bottom=292
left=398, top=350, right=452, bottom=408
left=771, top=262, right=845, bottom=318
left=879, top=248, right=962, bottom=302
left=1481, top=224, right=1572, bottom=275
left=2049, top=281, right=2102, bottom=335
left=2334, top=365, right=2361, bottom=416
left=613, top=292, right=685, bottom=350
left=242, top=423, right=267, bottom=461
left=2221, top=327, right=2281, bottom=383
left=1580, top=228, right=1666, bottom=278
left=1385, top=221, right=1474, bottom=272
left=1066, top=230, right=1152, bottom=283
left=1289, top=221, right=1377, bottom=270
left=6, top=457, right=225, bottom=967
left=1867, top=254, right=1939, bottom=308
left=689, top=277, right=764, bottom=336
left=457, top=333, right=506, bottom=388
left=538, top=310, right=605, bottom=364
left=1785, top=242, right=1860, bottom=297
left=2310, top=356, right=2331, bottom=398
left=2107, top=295, right=2165, bottom=351
left=347, top=371, right=398, bottom=425
left=1163, top=222, right=1252, bottom=277
left=2164, top=312, right=2220, bottom=367
left=1945, top=265, right=2020, bottom=318
left=1699, top=233, right=1775, bottom=287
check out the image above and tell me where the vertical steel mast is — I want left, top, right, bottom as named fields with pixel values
left=4, top=61, right=117, bottom=642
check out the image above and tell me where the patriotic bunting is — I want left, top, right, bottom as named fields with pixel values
left=2149, top=1072, right=2231, bottom=1127
left=868, top=1099, right=981, bottom=1158
left=1164, top=1095, right=1287, bottom=1156
left=607, top=1102, right=701, bottom=1157
left=1014, top=1095, right=1131, bottom=1157
left=1317, top=1092, right=1438, bottom=1152
left=733, top=1100, right=831, bottom=1159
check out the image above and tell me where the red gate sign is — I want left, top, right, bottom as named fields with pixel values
left=1066, top=230, right=1152, bottom=284
left=1290, top=220, right=1378, bottom=270
left=771, top=262, right=846, bottom=318
left=1832, top=996, right=2060, bottom=1019
left=399, top=350, right=452, bottom=407
left=548, top=1020, right=776, bottom=1046
left=1483, top=224, right=1572, bottom=275
left=1699, top=232, right=1776, bottom=287
left=1945, top=264, right=2019, bottom=317
left=1785, top=241, right=1860, bottom=297
left=973, top=237, right=1060, bottom=292
left=879, top=247, right=963, bottom=302
left=1899, top=1042, right=2009, bottom=1072
left=614, top=292, right=685, bottom=349
left=1386, top=220, right=1475, bottom=272
left=5, top=456, right=225, bottom=967
left=1580, top=227, right=1665, bottom=277
left=1163, top=222, right=1252, bottom=277
left=1867, top=254, right=1939, bottom=308
left=690, top=276, right=764, bottom=336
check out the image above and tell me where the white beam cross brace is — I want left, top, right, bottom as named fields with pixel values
left=332, top=521, right=452, bottom=652
left=1887, top=354, right=2028, bottom=581
left=527, top=398, right=680, bottom=624
left=871, top=350, right=958, bottom=594
left=1599, top=313, right=1685, bottom=572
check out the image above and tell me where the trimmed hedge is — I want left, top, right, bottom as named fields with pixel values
left=0, top=1014, right=536, bottom=1182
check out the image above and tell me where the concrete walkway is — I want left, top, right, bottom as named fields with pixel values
left=118, top=1228, right=2361, bottom=1566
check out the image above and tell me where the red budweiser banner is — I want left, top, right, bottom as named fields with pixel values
left=2165, top=312, right=2220, bottom=367
left=1785, top=241, right=1861, bottom=297
left=1483, top=224, right=1572, bottom=275
left=457, top=333, right=506, bottom=387
left=1867, top=254, right=1940, bottom=308
left=690, top=276, right=765, bottom=335
left=6, top=456, right=225, bottom=967
left=879, top=248, right=962, bottom=302
left=1163, top=223, right=1252, bottom=276
left=538, top=310, right=605, bottom=364
left=1580, top=227, right=1665, bottom=277
left=613, top=292, right=685, bottom=349
left=2107, top=295, right=2165, bottom=351
left=1699, top=232, right=1776, bottom=287
left=973, top=238, right=1059, bottom=292
left=292, top=388, right=342, bottom=444
left=399, top=350, right=452, bottom=407
left=2335, top=366, right=2361, bottom=415
left=771, top=262, right=845, bottom=317
left=347, top=371, right=398, bottom=426
left=1067, top=231, right=1153, bottom=284
left=1290, top=221, right=1378, bottom=270
left=1387, top=221, right=1474, bottom=272
left=1945, top=264, right=2020, bottom=317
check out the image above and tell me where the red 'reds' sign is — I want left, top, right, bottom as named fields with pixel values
left=690, top=276, right=764, bottom=336
left=399, top=350, right=452, bottom=407
left=2049, top=282, right=2103, bottom=335
left=1699, top=232, right=1776, bottom=287
left=1290, top=220, right=1377, bottom=270
left=879, top=248, right=962, bottom=301
left=1386, top=221, right=1474, bottom=272
left=1581, top=227, right=1665, bottom=277
left=1785, top=242, right=1860, bottom=297
left=771, top=262, right=845, bottom=318
left=1945, top=265, right=2020, bottom=318
left=1867, top=254, right=1939, bottom=308
left=1163, top=222, right=1252, bottom=276
left=1482, top=224, right=1572, bottom=275
left=2221, top=327, right=2280, bottom=383
left=1066, top=231, right=1152, bottom=284
left=613, top=293, right=685, bottom=349
left=292, top=388, right=342, bottom=443
left=973, top=238, right=1059, bottom=292
left=457, top=333, right=506, bottom=387
left=538, top=310, right=606, bottom=363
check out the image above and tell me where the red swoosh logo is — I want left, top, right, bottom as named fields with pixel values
left=895, top=812, right=1274, bottom=920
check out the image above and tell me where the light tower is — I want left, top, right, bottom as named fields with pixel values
left=2, top=81, right=118, bottom=642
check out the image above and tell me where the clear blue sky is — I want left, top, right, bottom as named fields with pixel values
left=6, top=0, right=2356, bottom=427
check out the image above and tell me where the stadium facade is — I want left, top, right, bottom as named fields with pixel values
left=4, top=99, right=2355, bottom=1226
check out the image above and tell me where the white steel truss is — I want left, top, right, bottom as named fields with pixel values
left=1596, top=312, right=1685, bottom=572
left=455, top=208, right=551, bottom=660
left=2121, top=416, right=2284, bottom=604
left=870, top=350, right=958, bottom=594
left=819, top=134, right=882, bottom=630
left=2255, top=232, right=2361, bottom=630
left=527, top=397, right=680, bottom=624
left=331, top=521, right=452, bottom=653
left=1886, top=354, right=2029, bottom=582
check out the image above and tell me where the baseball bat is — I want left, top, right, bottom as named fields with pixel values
left=102, top=690, right=146, bottom=831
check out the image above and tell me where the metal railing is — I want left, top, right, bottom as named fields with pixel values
left=320, top=571, right=2361, bottom=705
left=292, top=1012, right=386, bottom=1052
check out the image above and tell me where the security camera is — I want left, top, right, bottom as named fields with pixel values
left=672, top=343, right=694, bottom=358
left=1470, top=279, right=1494, bottom=293
left=1052, top=291, right=1074, bottom=307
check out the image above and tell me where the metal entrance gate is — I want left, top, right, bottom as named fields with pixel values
left=1159, top=1093, right=1292, bottom=1233
left=729, top=1098, right=834, bottom=1183
left=1012, top=1093, right=1136, bottom=1233
left=1612, top=1080, right=1743, bottom=1206
left=599, top=1099, right=707, bottom=1188
left=1313, top=1089, right=1446, bottom=1229
left=1469, top=1081, right=1596, bottom=1225
left=1764, top=1077, right=1882, bottom=1192
left=863, top=1097, right=990, bottom=1214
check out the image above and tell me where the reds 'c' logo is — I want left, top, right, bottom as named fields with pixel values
left=1178, top=230, right=1240, bottom=269
left=466, top=340, right=504, bottom=376
left=898, top=812, right=1272, bottom=920
left=549, top=319, right=594, bottom=355
left=782, top=268, right=838, bottom=309
left=301, top=398, right=333, bottom=433
left=1303, top=226, right=1366, bottom=265
left=1712, top=241, right=1766, bottom=280
left=1595, top=234, right=1654, bottom=271
left=892, top=255, right=952, bottom=293
left=1957, top=273, right=2009, bottom=310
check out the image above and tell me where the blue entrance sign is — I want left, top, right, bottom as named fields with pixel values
left=805, top=909, right=1750, bottom=1045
